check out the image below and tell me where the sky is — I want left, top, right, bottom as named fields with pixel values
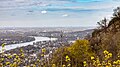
left=0, top=0, right=120, bottom=27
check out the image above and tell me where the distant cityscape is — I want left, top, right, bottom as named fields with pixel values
left=0, top=27, right=94, bottom=45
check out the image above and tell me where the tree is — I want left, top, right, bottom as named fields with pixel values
left=97, top=18, right=108, bottom=30
left=51, top=40, right=94, bottom=67
left=113, top=7, right=120, bottom=18
left=67, top=40, right=94, bottom=67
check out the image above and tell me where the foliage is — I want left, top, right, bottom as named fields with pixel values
left=84, top=50, right=120, bottom=67
left=51, top=39, right=94, bottom=67
left=97, top=17, right=108, bottom=30
left=113, top=7, right=120, bottom=18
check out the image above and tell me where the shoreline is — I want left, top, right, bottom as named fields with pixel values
left=0, top=36, right=57, bottom=51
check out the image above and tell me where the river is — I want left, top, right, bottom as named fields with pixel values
left=0, top=37, right=57, bottom=51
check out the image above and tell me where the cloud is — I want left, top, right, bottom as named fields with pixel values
left=14, top=0, right=25, bottom=2
left=41, top=10, right=47, bottom=14
left=62, top=14, right=69, bottom=17
left=46, top=7, right=108, bottom=13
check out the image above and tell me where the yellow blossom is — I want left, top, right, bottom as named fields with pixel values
left=41, top=54, right=44, bottom=57
left=42, top=48, right=46, bottom=53
left=65, top=55, right=70, bottom=62
left=52, top=64, right=56, bottom=67
left=2, top=43, right=5, bottom=48
left=83, top=61, right=87, bottom=67
left=67, top=64, right=71, bottom=67
left=91, top=56, right=95, bottom=60
left=108, top=53, right=112, bottom=57
left=6, top=62, right=10, bottom=65
left=103, top=50, right=109, bottom=54
left=62, top=64, right=66, bottom=67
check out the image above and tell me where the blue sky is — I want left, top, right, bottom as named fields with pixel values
left=0, top=0, right=120, bottom=27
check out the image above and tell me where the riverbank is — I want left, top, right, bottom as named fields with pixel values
left=0, top=36, right=35, bottom=45
left=0, top=37, right=57, bottom=51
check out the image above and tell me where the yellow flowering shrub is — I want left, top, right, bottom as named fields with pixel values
left=85, top=50, right=120, bottom=67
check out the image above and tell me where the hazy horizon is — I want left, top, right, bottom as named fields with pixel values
left=0, top=0, right=120, bottom=27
